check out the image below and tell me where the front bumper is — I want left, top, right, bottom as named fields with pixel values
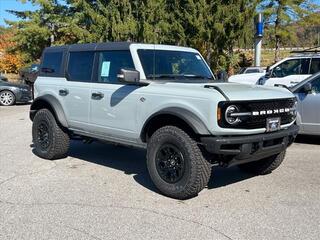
left=200, top=125, right=299, bottom=167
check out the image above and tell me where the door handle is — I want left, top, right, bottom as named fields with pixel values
left=91, top=92, right=104, bottom=100
left=59, top=89, right=69, bottom=96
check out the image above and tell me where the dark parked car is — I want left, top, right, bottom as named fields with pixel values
left=19, top=64, right=39, bottom=86
left=0, top=79, right=32, bottom=106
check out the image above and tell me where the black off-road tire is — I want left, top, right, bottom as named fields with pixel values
left=147, top=126, right=211, bottom=199
left=32, top=109, right=70, bottom=159
left=238, top=150, right=286, bottom=175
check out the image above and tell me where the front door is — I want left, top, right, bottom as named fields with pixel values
left=89, top=50, right=141, bottom=142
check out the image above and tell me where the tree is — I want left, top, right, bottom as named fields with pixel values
left=6, top=0, right=74, bottom=62
left=4, top=0, right=259, bottom=72
left=260, top=0, right=319, bottom=62
left=0, top=28, right=23, bottom=73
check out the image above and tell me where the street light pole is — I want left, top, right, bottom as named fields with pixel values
left=254, top=13, right=263, bottom=67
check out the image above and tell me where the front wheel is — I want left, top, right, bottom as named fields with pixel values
left=238, top=150, right=286, bottom=175
left=147, top=126, right=211, bottom=199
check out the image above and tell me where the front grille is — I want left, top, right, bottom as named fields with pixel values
left=219, top=98, right=296, bottom=129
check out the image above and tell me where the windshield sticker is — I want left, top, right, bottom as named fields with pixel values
left=101, top=61, right=110, bottom=77
left=196, top=55, right=201, bottom=60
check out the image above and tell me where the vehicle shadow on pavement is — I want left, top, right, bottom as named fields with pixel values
left=294, top=135, right=320, bottom=145
left=67, top=140, right=161, bottom=194
left=65, top=140, right=255, bottom=193
left=207, top=167, right=254, bottom=189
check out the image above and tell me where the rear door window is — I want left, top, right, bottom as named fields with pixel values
left=41, top=51, right=63, bottom=75
left=67, top=51, right=95, bottom=82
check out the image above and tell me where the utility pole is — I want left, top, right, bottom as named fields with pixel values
left=254, top=13, right=263, bottom=67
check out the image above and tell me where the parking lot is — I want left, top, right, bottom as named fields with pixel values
left=0, top=104, right=319, bottom=240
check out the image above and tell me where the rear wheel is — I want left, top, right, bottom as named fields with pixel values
left=0, top=90, right=15, bottom=106
left=238, top=150, right=286, bottom=175
left=32, top=109, right=70, bottom=159
left=147, top=126, right=211, bottom=199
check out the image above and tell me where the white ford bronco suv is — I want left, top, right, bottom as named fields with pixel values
left=30, top=42, right=299, bottom=199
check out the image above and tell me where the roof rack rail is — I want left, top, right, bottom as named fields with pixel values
left=290, top=46, right=320, bottom=54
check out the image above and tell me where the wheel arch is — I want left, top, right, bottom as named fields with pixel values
left=30, top=95, right=68, bottom=128
left=140, top=107, right=210, bottom=143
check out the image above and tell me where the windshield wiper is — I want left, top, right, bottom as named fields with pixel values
left=147, top=74, right=213, bottom=80
left=147, top=74, right=183, bottom=79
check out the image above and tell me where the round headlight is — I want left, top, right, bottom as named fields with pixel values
left=225, top=105, right=241, bottom=125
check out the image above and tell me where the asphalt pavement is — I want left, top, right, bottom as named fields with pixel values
left=0, top=104, right=319, bottom=240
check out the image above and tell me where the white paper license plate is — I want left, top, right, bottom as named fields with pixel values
left=266, top=117, right=281, bottom=132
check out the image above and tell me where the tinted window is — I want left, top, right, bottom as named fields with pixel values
left=272, top=59, right=309, bottom=77
left=310, top=58, right=320, bottom=74
left=237, top=68, right=245, bottom=74
left=96, top=51, right=134, bottom=83
left=300, top=59, right=310, bottom=74
left=41, top=52, right=63, bottom=74
left=138, top=50, right=213, bottom=80
left=246, top=69, right=260, bottom=73
left=67, top=51, right=95, bottom=82
left=311, top=76, right=320, bottom=94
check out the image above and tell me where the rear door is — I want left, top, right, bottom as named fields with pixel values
left=59, top=51, right=94, bottom=130
left=298, top=75, right=320, bottom=134
left=89, top=50, right=141, bottom=141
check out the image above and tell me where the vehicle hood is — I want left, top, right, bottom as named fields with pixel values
left=150, top=81, right=294, bottom=101
left=205, top=82, right=294, bottom=101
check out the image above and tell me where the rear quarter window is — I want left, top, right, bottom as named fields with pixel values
left=310, top=58, right=320, bottom=74
left=40, top=51, right=64, bottom=76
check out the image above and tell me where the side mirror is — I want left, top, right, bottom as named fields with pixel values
left=303, top=82, right=312, bottom=94
left=117, top=69, right=140, bottom=84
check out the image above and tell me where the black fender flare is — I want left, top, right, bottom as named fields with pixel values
left=140, top=107, right=210, bottom=141
left=30, top=95, right=68, bottom=128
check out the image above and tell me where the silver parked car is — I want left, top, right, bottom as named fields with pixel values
left=292, top=72, right=320, bottom=135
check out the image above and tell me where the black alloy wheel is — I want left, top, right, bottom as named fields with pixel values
left=155, top=144, right=185, bottom=184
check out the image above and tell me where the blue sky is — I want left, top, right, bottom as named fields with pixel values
left=1, top=0, right=320, bottom=27
left=0, top=0, right=38, bottom=26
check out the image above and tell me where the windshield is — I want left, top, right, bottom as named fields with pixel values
left=137, top=49, right=214, bottom=81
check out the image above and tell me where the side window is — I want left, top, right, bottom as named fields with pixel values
left=246, top=69, right=259, bottom=74
left=67, top=51, right=95, bottom=82
left=311, top=77, right=320, bottom=94
left=300, top=59, right=310, bottom=74
left=96, top=51, right=134, bottom=83
left=41, top=51, right=63, bottom=75
left=310, top=58, right=320, bottom=74
left=272, top=59, right=307, bottom=78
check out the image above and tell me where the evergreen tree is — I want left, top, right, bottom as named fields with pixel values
left=260, top=0, right=319, bottom=61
